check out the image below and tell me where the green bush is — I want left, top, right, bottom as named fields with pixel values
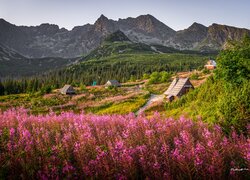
left=148, top=71, right=171, bottom=84
left=202, top=68, right=210, bottom=75
left=190, top=72, right=199, bottom=80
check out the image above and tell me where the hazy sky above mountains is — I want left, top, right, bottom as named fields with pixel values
left=0, top=0, right=249, bottom=30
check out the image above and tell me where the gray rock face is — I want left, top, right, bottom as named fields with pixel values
left=173, top=23, right=208, bottom=49
left=117, top=14, right=176, bottom=44
left=0, top=15, right=249, bottom=58
left=0, top=18, right=100, bottom=58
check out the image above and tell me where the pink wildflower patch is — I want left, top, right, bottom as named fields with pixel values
left=0, top=108, right=248, bottom=179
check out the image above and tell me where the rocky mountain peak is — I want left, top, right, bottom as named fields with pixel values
left=0, top=18, right=8, bottom=24
left=188, top=22, right=207, bottom=31
left=95, top=14, right=109, bottom=23
left=37, top=23, right=60, bottom=31
left=0, top=18, right=14, bottom=29
left=39, top=23, right=59, bottom=28
left=94, top=14, right=116, bottom=34
left=0, top=16, right=249, bottom=58
left=137, top=14, right=155, bottom=21
left=206, top=23, right=250, bottom=46
left=134, top=14, right=159, bottom=33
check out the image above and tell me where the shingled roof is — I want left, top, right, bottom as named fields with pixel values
left=105, top=80, right=121, bottom=87
left=164, top=78, right=178, bottom=95
left=164, top=78, right=193, bottom=97
left=60, top=84, right=76, bottom=95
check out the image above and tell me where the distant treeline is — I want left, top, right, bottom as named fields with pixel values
left=0, top=53, right=209, bottom=95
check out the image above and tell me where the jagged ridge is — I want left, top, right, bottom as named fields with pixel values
left=0, top=15, right=249, bottom=58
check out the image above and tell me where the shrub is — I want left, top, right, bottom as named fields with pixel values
left=190, top=72, right=199, bottom=80
left=40, top=86, right=52, bottom=95
left=79, top=83, right=87, bottom=92
left=202, top=68, right=210, bottom=75
left=148, top=71, right=171, bottom=84
left=148, top=72, right=161, bottom=84
left=142, top=73, right=150, bottom=80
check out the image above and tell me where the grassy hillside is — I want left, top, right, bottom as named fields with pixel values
left=60, top=31, right=213, bottom=86
left=0, top=83, right=149, bottom=115
left=65, top=53, right=210, bottom=85
left=0, top=49, right=211, bottom=95
left=84, top=41, right=156, bottom=60
left=164, top=36, right=250, bottom=133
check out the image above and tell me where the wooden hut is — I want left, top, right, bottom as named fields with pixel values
left=104, top=80, right=121, bottom=87
left=60, top=85, right=76, bottom=95
left=204, top=60, right=217, bottom=70
left=164, top=78, right=194, bottom=102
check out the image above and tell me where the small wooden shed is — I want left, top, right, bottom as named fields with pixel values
left=204, top=60, right=217, bottom=70
left=60, top=85, right=76, bottom=95
left=104, top=80, right=121, bottom=87
left=164, top=78, right=194, bottom=102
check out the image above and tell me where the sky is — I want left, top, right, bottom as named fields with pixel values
left=0, top=0, right=249, bottom=31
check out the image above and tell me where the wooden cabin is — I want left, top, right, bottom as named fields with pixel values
left=164, top=78, right=194, bottom=102
left=60, top=85, right=76, bottom=95
left=204, top=60, right=217, bottom=70
left=104, top=80, right=121, bottom=87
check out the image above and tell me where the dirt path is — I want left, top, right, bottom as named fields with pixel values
left=136, top=94, right=165, bottom=115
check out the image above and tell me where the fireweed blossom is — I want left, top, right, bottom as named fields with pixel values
left=0, top=108, right=249, bottom=179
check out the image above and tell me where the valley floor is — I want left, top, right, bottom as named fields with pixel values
left=0, top=70, right=211, bottom=117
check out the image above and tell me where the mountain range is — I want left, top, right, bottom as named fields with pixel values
left=0, top=44, right=78, bottom=77
left=0, top=14, right=249, bottom=58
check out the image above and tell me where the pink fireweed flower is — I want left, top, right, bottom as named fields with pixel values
left=174, top=137, right=182, bottom=147
left=231, top=130, right=238, bottom=140
left=7, top=142, right=14, bottom=151
left=214, top=124, right=222, bottom=133
left=62, top=161, right=75, bottom=174
left=208, top=165, right=215, bottom=174
left=221, top=137, right=229, bottom=146
left=202, top=128, right=211, bottom=139
left=244, top=139, right=250, bottom=161
left=136, top=145, right=147, bottom=153
left=194, top=156, right=203, bottom=167
left=179, top=116, right=186, bottom=123
left=122, top=130, right=129, bottom=138
left=82, top=166, right=92, bottom=176
left=9, top=128, right=15, bottom=137
left=145, top=130, right=154, bottom=137
left=180, top=130, right=190, bottom=144
left=22, top=129, right=31, bottom=139
left=160, top=143, right=169, bottom=154
left=171, top=148, right=185, bottom=161
left=195, top=143, right=205, bottom=154
left=116, top=173, right=127, bottom=180
left=74, top=142, right=81, bottom=153
left=207, top=140, right=214, bottom=148
left=115, top=141, right=124, bottom=151
left=153, top=162, right=161, bottom=170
